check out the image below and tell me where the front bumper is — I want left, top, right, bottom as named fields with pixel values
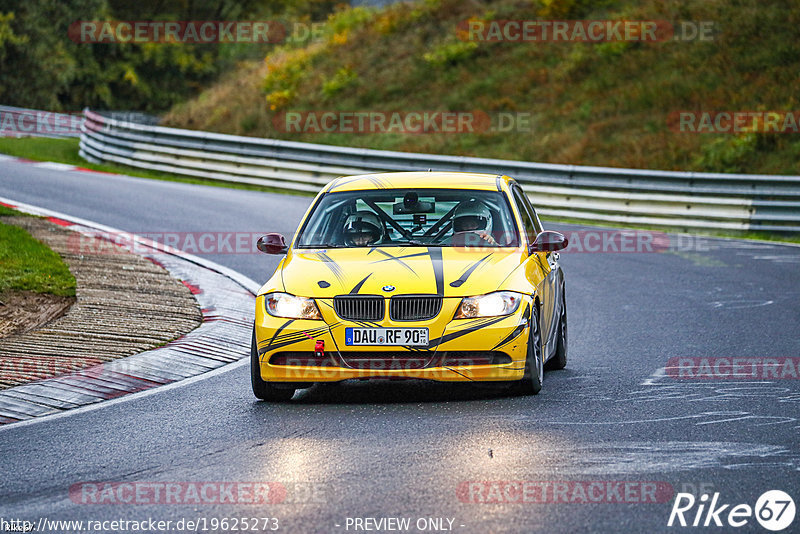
left=254, top=295, right=531, bottom=383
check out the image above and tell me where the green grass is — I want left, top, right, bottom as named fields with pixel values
left=0, top=137, right=313, bottom=197
left=0, top=220, right=76, bottom=297
left=0, top=137, right=85, bottom=165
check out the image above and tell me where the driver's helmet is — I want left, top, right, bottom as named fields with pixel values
left=453, top=200, right=492, bottom=234
left=343, top=211, right=383, bottom=246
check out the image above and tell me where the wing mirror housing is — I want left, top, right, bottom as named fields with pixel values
left=530, top=230, right=568, bottom=253
left=257, top=233, right=288, bottom=254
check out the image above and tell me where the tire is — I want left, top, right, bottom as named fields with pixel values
left=545, top=289, right=567, bottom=371
left=251, top=328, right=295, bottom=401
left=515, top=304, right=543, bottom=395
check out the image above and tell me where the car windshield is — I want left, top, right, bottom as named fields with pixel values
left=296, top=188, right=520, bottom=248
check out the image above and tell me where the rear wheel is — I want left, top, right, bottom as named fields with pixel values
left=545, top=289, right=567, bottom=371
left=251, top=328, right=295, bottom=401
left=515, top=304, right=543, bottom=395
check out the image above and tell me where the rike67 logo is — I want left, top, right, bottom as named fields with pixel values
left=668, top=490, right=795, bottom=531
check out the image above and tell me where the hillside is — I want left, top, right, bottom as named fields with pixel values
left=163, top=0, right=800, bottom=175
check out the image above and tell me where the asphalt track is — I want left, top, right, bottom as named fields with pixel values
left=1, top=160, right=799, bottom=533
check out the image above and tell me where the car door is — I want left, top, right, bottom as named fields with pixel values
left=511, top=184, right=559, bottom=353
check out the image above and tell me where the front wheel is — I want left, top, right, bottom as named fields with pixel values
left=251, top=328, right=295, bottom=401
left=515, top=304, right=543, bottom=395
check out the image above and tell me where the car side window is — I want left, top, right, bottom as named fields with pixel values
left=515, top=186, right=543, bottom=234
left=511, top=186, right=538, bottom=246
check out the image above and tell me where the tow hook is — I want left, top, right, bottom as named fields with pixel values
left=314, top=339, right=325, bottom=357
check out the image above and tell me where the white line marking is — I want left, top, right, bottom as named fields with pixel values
left=32, top=162, right=77, bottom=171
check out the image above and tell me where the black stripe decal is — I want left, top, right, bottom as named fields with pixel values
left=449, top=253, right=492, bottom=288
left=491, top=303, right=531, bottom=349
left=427, top=315, right=507, bottom=348
left=259, top=323, right=328, bottom=349
left=365, top=176, right=388, bottom=190
left=376, top=251, right=430, bottom=261
left=315, top=252, right=346, bottom=284
left=443, top=367, right=473, bottom=380
left=259, top=319, right=294, bottom=360
left=327, top=175, right=362, bottom=192
left=350, top=274, right=372, bottom=294
left=269, top=325, right=328, bottom=344
left=369, top=249, right=419, bottom=276
left=492, top=323, right=525, bottom=349
left=258, top=337, right=306, bottom=355
left=428, top=247, right=444, bottom=296
left=257, top=326, right=330, bottom=356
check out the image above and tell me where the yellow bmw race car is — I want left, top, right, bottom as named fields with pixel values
left=251, top=172, right=568, bottom=400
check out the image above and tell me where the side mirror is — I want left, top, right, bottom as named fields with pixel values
left=530, top=230, right=568, bottom=253
left=257, top=233, right=288, bottom=254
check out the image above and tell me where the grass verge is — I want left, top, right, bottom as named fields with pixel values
left=0, top=219, right=77, bottom=297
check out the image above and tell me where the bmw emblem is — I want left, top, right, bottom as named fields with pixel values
left=382, top=285, right=395, bottom=292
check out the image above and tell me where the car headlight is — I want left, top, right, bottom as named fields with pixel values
left=264, top=292, right=322, bottom=320
left=455, top=291, right=523, bottom=319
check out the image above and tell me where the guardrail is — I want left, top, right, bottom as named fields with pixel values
left=80, top=109, right=800, bottom=233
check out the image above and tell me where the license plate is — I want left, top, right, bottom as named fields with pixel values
left=345, top=327, right=429, bottom=346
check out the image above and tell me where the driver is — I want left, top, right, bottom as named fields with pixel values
left=343, top=211, right=384, bottom=246
left=452, top=200, right=497, bottom=245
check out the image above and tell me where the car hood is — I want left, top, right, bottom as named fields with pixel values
left=280, top=246, right=525, bottom=298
